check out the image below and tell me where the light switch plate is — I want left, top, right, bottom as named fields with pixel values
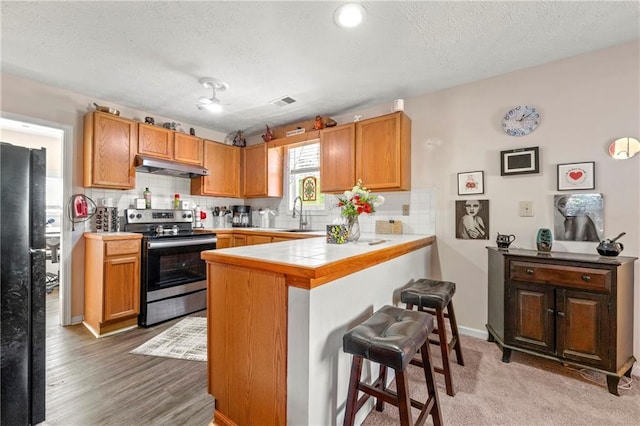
left=519, top=201, right=534, bottom=217
left=402, top=204, right=410, bottom=216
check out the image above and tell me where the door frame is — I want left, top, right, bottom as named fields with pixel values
left=1, top=111, right=73, bottom=326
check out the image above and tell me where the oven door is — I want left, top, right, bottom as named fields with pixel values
left=144, top=236, right=216, bottom=293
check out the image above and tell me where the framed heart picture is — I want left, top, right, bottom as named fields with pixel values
left=557, top=161, right=595, bottom=190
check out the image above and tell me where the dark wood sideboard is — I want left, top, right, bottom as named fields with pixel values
left=486, top=247, right=637, bottom=395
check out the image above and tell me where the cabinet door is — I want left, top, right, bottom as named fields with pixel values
left=232, top=235, right=247, bottom=247
left=505, top=281, right=555, bottom=354
left=191, top=140, right=240, bottom=197
left=556, top=289, right=609, bottom=369
left=355, top=112, right=410, bottom=191
left=242, top=145, right=283, bottom=198
left=247, top=235, right=273, bottom=246
left=174, top=133, right=203, bottom=165
left=271, top=237, right=290, bottom=243
left=84, top=112, right=137, bottom=189
left=242, top=144, right=267, bottom=197
left=320, top=123, right=356, bottom=193
left=138, top=123, right=174, bottom=160
left=215, top=234, right=232, bottom=249
left=103, top=255, right=140, bottom=321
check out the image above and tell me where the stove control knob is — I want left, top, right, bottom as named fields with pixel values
left=128, top=213, right=135, bottom=219
left=136, top=213, right=142, bottom=219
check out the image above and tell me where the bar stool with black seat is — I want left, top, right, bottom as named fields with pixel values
left=401, top=278, right=464, bottom=396
left=342, top=305, right=442, bottom=426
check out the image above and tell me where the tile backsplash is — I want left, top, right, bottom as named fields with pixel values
left=85, top=173, right=436, bottom=235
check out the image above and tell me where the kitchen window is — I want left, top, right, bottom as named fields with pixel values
left=287, top=142, right=325, bottom=212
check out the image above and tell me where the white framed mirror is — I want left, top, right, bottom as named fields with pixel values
left=608, top=137, right=640, bottom=159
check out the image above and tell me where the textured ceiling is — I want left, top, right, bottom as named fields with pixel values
left=1, top=1, right=638, bottom=136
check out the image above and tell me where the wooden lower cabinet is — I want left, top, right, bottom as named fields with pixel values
left=215, top=233, right=232, bottom=249
left=487, top=247, right=636, bottom=395
left=83, top=233, right=142, bottom=337
left=232, top=235, right=247, bottom=247
left=246, top=235, right=273, bottom=246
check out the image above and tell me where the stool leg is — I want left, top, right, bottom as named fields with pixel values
left=394, top=369, right=413, bottom=426
left=420, top=341, right=443, bottom=426
left=436, top=307, right=455, bottom=396
left=343, top=356, right=363, bottom=426
left=375, top=364, right=387, bottom=412
left=447, top=300, right=465, bottom=366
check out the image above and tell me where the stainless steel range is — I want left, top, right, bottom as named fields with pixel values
left=123, top=209, right=216, bottom=326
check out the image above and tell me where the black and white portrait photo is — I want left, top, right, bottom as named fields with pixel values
left=553, top=193, right=603, bottom=242
left=456, top=199, right=490, bottom=240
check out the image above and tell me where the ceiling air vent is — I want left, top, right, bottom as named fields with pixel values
left=269, top=96, right=296, bottom=107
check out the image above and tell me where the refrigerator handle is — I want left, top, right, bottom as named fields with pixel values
left=29, top=248, right=47, bottom=254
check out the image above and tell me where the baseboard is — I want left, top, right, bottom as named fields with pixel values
left=458, top=325, right=488, bottom=340
left=71, top=315, right=84, bottom=325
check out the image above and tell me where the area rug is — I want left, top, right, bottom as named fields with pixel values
left=130, top=316, right=207, bottom=361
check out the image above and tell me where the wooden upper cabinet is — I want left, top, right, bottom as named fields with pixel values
left=320, top=123, right=356, bottom=193
left=83, top=111, right=137, bottom=189
left=174, top=133, right=204, bottom=166
left=191, top=140, right=240, bottom=197
left=137, top=123, right=174, bottom=160
left=356, top=111, right=411, bottom=191
left=242, top=144, right=283, bottom=198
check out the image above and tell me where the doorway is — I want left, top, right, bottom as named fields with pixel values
left=0, top=116, right=72, bottom=325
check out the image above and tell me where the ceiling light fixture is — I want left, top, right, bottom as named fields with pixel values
left=334, top=3, right=366, bottom=28
left=197, top=77, right=229, bottom=113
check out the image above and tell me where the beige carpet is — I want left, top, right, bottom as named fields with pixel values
left=362, top=335, right=640, bottom=425
left=130, top=316, right=207, bottom=361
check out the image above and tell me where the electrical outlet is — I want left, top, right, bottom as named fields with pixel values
left=402, top=204, right=410, bottom=216
left=519, top=201, right=534, bottom=217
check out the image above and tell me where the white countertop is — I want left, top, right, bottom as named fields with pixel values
left=203, top=233, right=433, bottom=269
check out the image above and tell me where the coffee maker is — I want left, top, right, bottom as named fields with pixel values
left=232, top=205, right=251, bottom=227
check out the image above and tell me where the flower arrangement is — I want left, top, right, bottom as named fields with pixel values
left=336, top=180, right=384, bottom=220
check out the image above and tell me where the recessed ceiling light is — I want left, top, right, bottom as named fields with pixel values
left=334, top=3, right=366, bottom=28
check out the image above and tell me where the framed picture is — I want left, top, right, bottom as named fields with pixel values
left=457, top=171, right=484, bottom=195
left=455, top=199, right=489, bottom=240
left=500, top=147, right=539, bottom=176
left=557, top=161, right=595, bottom=191
left=553, top=193, right=603, bottom=242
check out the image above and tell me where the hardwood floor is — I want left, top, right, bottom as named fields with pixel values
left=42, top=289, right=214, bottom=425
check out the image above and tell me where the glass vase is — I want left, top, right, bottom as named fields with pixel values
left=347, top=216, right=361, bottom=242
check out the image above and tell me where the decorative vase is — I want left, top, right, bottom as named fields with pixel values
left=536, top=228, right=553, bottom=253
left=346, top=216, right=361, bottom=242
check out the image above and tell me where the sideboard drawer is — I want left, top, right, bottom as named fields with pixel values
left=509, top=261, right=610, bottom=292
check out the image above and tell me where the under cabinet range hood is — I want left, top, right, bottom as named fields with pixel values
left=135, top=155, right=210, bottom=178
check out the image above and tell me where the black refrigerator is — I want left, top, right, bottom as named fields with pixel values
left=1, top=142, right=46, bottom=425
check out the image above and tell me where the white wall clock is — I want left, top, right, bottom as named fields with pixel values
left=502, top=105, right=540, bottom=136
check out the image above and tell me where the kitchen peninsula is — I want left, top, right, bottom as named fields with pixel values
left=201, top=233, right=435, bottom=426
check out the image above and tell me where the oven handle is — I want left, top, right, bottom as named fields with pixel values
left=147, top=237, right=217, bottom=250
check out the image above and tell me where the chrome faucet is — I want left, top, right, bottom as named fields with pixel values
left=292, top=196, right=307, bottom=230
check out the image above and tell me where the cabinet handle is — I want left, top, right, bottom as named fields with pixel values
left=547, top=308, right=554, bottom=315
left=581, top=275, right=591, bottom=282
left=525, top=268, right=534, bottom=274
left=557, top=311, right=565, bottom=317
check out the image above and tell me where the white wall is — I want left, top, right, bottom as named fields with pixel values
left=406, top=41, right=639, bottom=355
